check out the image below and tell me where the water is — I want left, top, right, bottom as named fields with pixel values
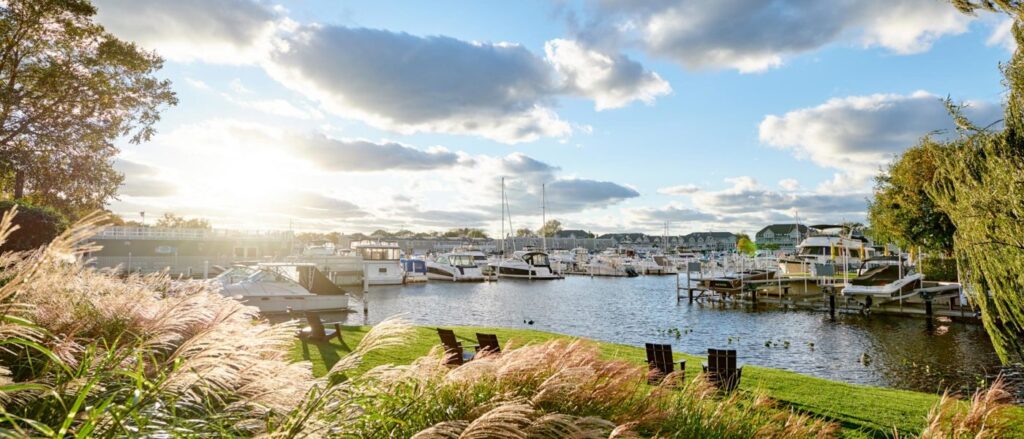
left=324, top=275, right=1003, bottom=394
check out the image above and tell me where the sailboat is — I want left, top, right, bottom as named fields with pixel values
left=489, top=180, right=562, bottom=280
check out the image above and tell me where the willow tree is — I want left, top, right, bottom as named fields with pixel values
left=923, top=1, right=1024, bottom=362
left=0, top=0, right=177, bottom=218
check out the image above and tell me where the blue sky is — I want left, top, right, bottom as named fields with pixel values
left=96, top=0, right=1014, bottom=236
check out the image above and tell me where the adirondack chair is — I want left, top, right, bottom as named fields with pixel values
left=475, top=333, right=501, bottom=355
left=437, top=328, right=475, bottom=366
left=702, top=349, right=743, bottom=391
left=299, top=311, right=343, bottom=343
left=645, top=343, right=685, bottom=384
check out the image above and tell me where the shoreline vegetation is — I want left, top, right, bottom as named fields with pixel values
left=0, top=209, right=1017, bottom=438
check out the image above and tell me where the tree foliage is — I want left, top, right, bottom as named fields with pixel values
left=735, top=233, right=756, bottom=256
left=0, top=199, right=66, bottom=252
left=154, top=212, right=210, bottom=229
left=537, top=219, right=562, bottom=237
left=515, top=228, right=535, bottom=238
left=0, top=0, right=177, bottom=218
left=443, top=228, right=488, bottom=239
left=867, top=138, right=957, bottom=254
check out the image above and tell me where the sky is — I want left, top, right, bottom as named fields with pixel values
left=96, top=0, right=1015, bottom=237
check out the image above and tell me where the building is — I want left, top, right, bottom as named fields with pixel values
left=755, top=224, right=809, bottom=252
left=679, top=232, right=737, bottom=252
left=87, top=226, right=294, bottom=277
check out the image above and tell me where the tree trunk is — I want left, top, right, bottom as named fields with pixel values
left=13, top=168, right=23, bottom=199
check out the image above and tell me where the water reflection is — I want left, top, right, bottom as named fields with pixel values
left=301, top=275, right=1002, bottom=394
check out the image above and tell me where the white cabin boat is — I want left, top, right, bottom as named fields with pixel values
left=489, top=250, right=562, bottom=280
left=841, top=256, right=924, bottom=308
left=352, top=241, right=405, bottom=286
left=778, top=233, right=875, bottom=275
left=217, top=263, right=348, bottom=313
left=426, top=252, right=485, bottom=281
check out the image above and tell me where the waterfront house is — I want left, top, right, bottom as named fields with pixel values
left=755, top=224, right=809, bottom=252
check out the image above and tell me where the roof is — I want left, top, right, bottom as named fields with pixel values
left=681, top=232, right=736, bottom=240
left=756, top=224, right=809, bottom=236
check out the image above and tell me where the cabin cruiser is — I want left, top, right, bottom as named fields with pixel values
left=426, top=252, right=485, bottom=281
left=352, top=241, right=405, bottom=285
left=778, top=227, right=875, bottom=275
left=216, top=263, right=348, bottom=313
left=841, top=256, right=924, bottom=308
left=401, top=258, right=428, bottom=283
left=584, top=253, right=638, bottom=277
left=646, top=254, right=679, bottom=275
left=288, top=242, right=364, bottom=287
left=489, top=250, right=563, bottom=279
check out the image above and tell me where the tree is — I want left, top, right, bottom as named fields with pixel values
left=0, top=200, right=67, bottom=252
left=735, top=233, right=756, bottom=256
left=154, top=213, right=210, bottom=229
left=370, top=229, right=391, bottom=238
left=0, top=0, right=177, bottom=218
left=442, top=228, right=489, bottom=239
left=867, top=138, right=956, bottom=254
left=537, top=219, right=562, bottom=237
left=515, top=228, right=535, bottom=237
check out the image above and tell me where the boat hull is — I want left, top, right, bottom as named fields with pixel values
left=232, top=294, right=349, bottom=314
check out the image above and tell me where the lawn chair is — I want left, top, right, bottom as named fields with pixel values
left=702, top=349, right=742, bottom=392
left=299, top=311, right=343, bottom=343
left=437, top=328, right=475, bottom=366
left=645, top=343, right=685, bottom=385
left=475, top=333, right=501, bottom=355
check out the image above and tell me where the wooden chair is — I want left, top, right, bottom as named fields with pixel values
left=645, top=343, right=685, bottom=384
left=475, top=333, right=501, bottom=354
left=437, top=328, right=475, bottom=366
left=299, top=311, right=343, bottom=343
left=702, top=349, right=743, bottom=392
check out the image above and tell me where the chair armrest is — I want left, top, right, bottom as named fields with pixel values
left=678, top=360, right=686, bottom=369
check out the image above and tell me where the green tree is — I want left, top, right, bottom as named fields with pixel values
left=515, top=228, right=534, bottom=237
left=443, top=227, right=488, bottom=239
left=154, top=213, right=210, bottom=229
left=370, top=229, right=392, bottom=238
left=0, top=0, right=177, bottom=218
left=735, top=233, right=756, bottom=256
left=0, top=200, right=67, bottom=252
left=537, top=219, right=562, bottom=237
left=867, top=138, right=956, bottom=254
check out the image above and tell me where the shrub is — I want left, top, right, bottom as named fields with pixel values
left=922, top=257, right=958, bottom=282
left=0, top=199, right=67, bottom=252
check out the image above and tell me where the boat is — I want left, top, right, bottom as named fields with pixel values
left=841, top=256, right=924, bottom=308
left=489, top=250, right=563, bottom=280
left=217, top=263, right=348, bottom=313
left=401, top=258, right=429, bottom=283
left=778, top=226, right=875, bottom=275
left=703, top=269, right=777, bottom=291
left=425, top=251, right=485, bottom=281
left=584, top=251, right=639, bottom=277
left=288, top=242, right=364, bottom=287
left=351, top=241, right=405, bottom=285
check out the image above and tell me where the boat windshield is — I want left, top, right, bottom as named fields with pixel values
left=524, top=253, right=549, bottom=266
left=450, top=255, right=475, bottom=267
left=799, top=246, right=829, bottom=256
left=359, top=247, right=401, bottom=261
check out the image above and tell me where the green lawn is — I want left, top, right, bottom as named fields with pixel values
left=291, top=325, right=1024, bottom=439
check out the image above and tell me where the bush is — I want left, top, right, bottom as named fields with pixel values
left=0, top=200, right=67, bottom=252
left=922, top=257, right=958, bottom=282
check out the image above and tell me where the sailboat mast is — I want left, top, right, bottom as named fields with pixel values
left=501, top=177, right=506, bottom=257
left=542, top=183, right=547, bottom=252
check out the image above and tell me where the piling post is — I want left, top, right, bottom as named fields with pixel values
left=203, top=260, right=208, bottom=280
left=925, top=299, right=933, bottom=319
left=827, top=287, right=836, bottom=321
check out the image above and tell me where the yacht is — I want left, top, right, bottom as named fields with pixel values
left=351, top=241, right=405, bottom=285
left=217, top=263, right=348, bottom=313
left=288, top=242, right=364, bottom=287
left=584, top=251, right=638, bottom=277
left=489, top=250, right=563, bottom=280
left=401, top=257, right=429, bottom=283
left=778, top=226, right=875, bottom=275
left=841, top=256, right=924, bottom=308
left=426, top=252, right=485, bottom=281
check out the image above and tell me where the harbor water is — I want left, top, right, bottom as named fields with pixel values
left=320, top=275, right=1004, bottom=395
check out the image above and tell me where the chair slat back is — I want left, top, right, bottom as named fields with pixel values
left=476, top=333, right=501, bottom=353
left=305, top=311, right=326, bottom=339
left=437, top=328, right=459, bottom=350
left=707, top=349, right=736, bottom=372
left=645, top=343, right=674, bottom=374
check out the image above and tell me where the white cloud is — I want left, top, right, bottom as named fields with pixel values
left=294, top=135, right=465, bottom=172
left=987, top=18, right=1017, bottom=53
left=94, top=0, right=283, bottom=64
left=758, top=91, right=1002, bottom=185
left=778, top=179, right=800, bottom=191
left=657, top=184, right=700, bottom=195
left=572, top=0, right=972, bottom=72
left=545, top=39, right=671, bottom=110
left=113, top=159, right=177, bottom=197
left=691, top=177, right=868, bottom=223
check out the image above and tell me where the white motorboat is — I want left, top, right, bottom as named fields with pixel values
left=217, top=263, right=348, bottom=314
left=489, top=250, right=562, bottom=280
left=841, top=256, right=924, bottom=308
left=778, top=227, right=875, bottom=275
left=426, top=252, right=485, bottom=281
left=351, top=241, right=405, bottom=285
left=584, top=251, right=638, bottom=277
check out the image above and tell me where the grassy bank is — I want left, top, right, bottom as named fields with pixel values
left=292, top=325, right=1024, bottom=439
